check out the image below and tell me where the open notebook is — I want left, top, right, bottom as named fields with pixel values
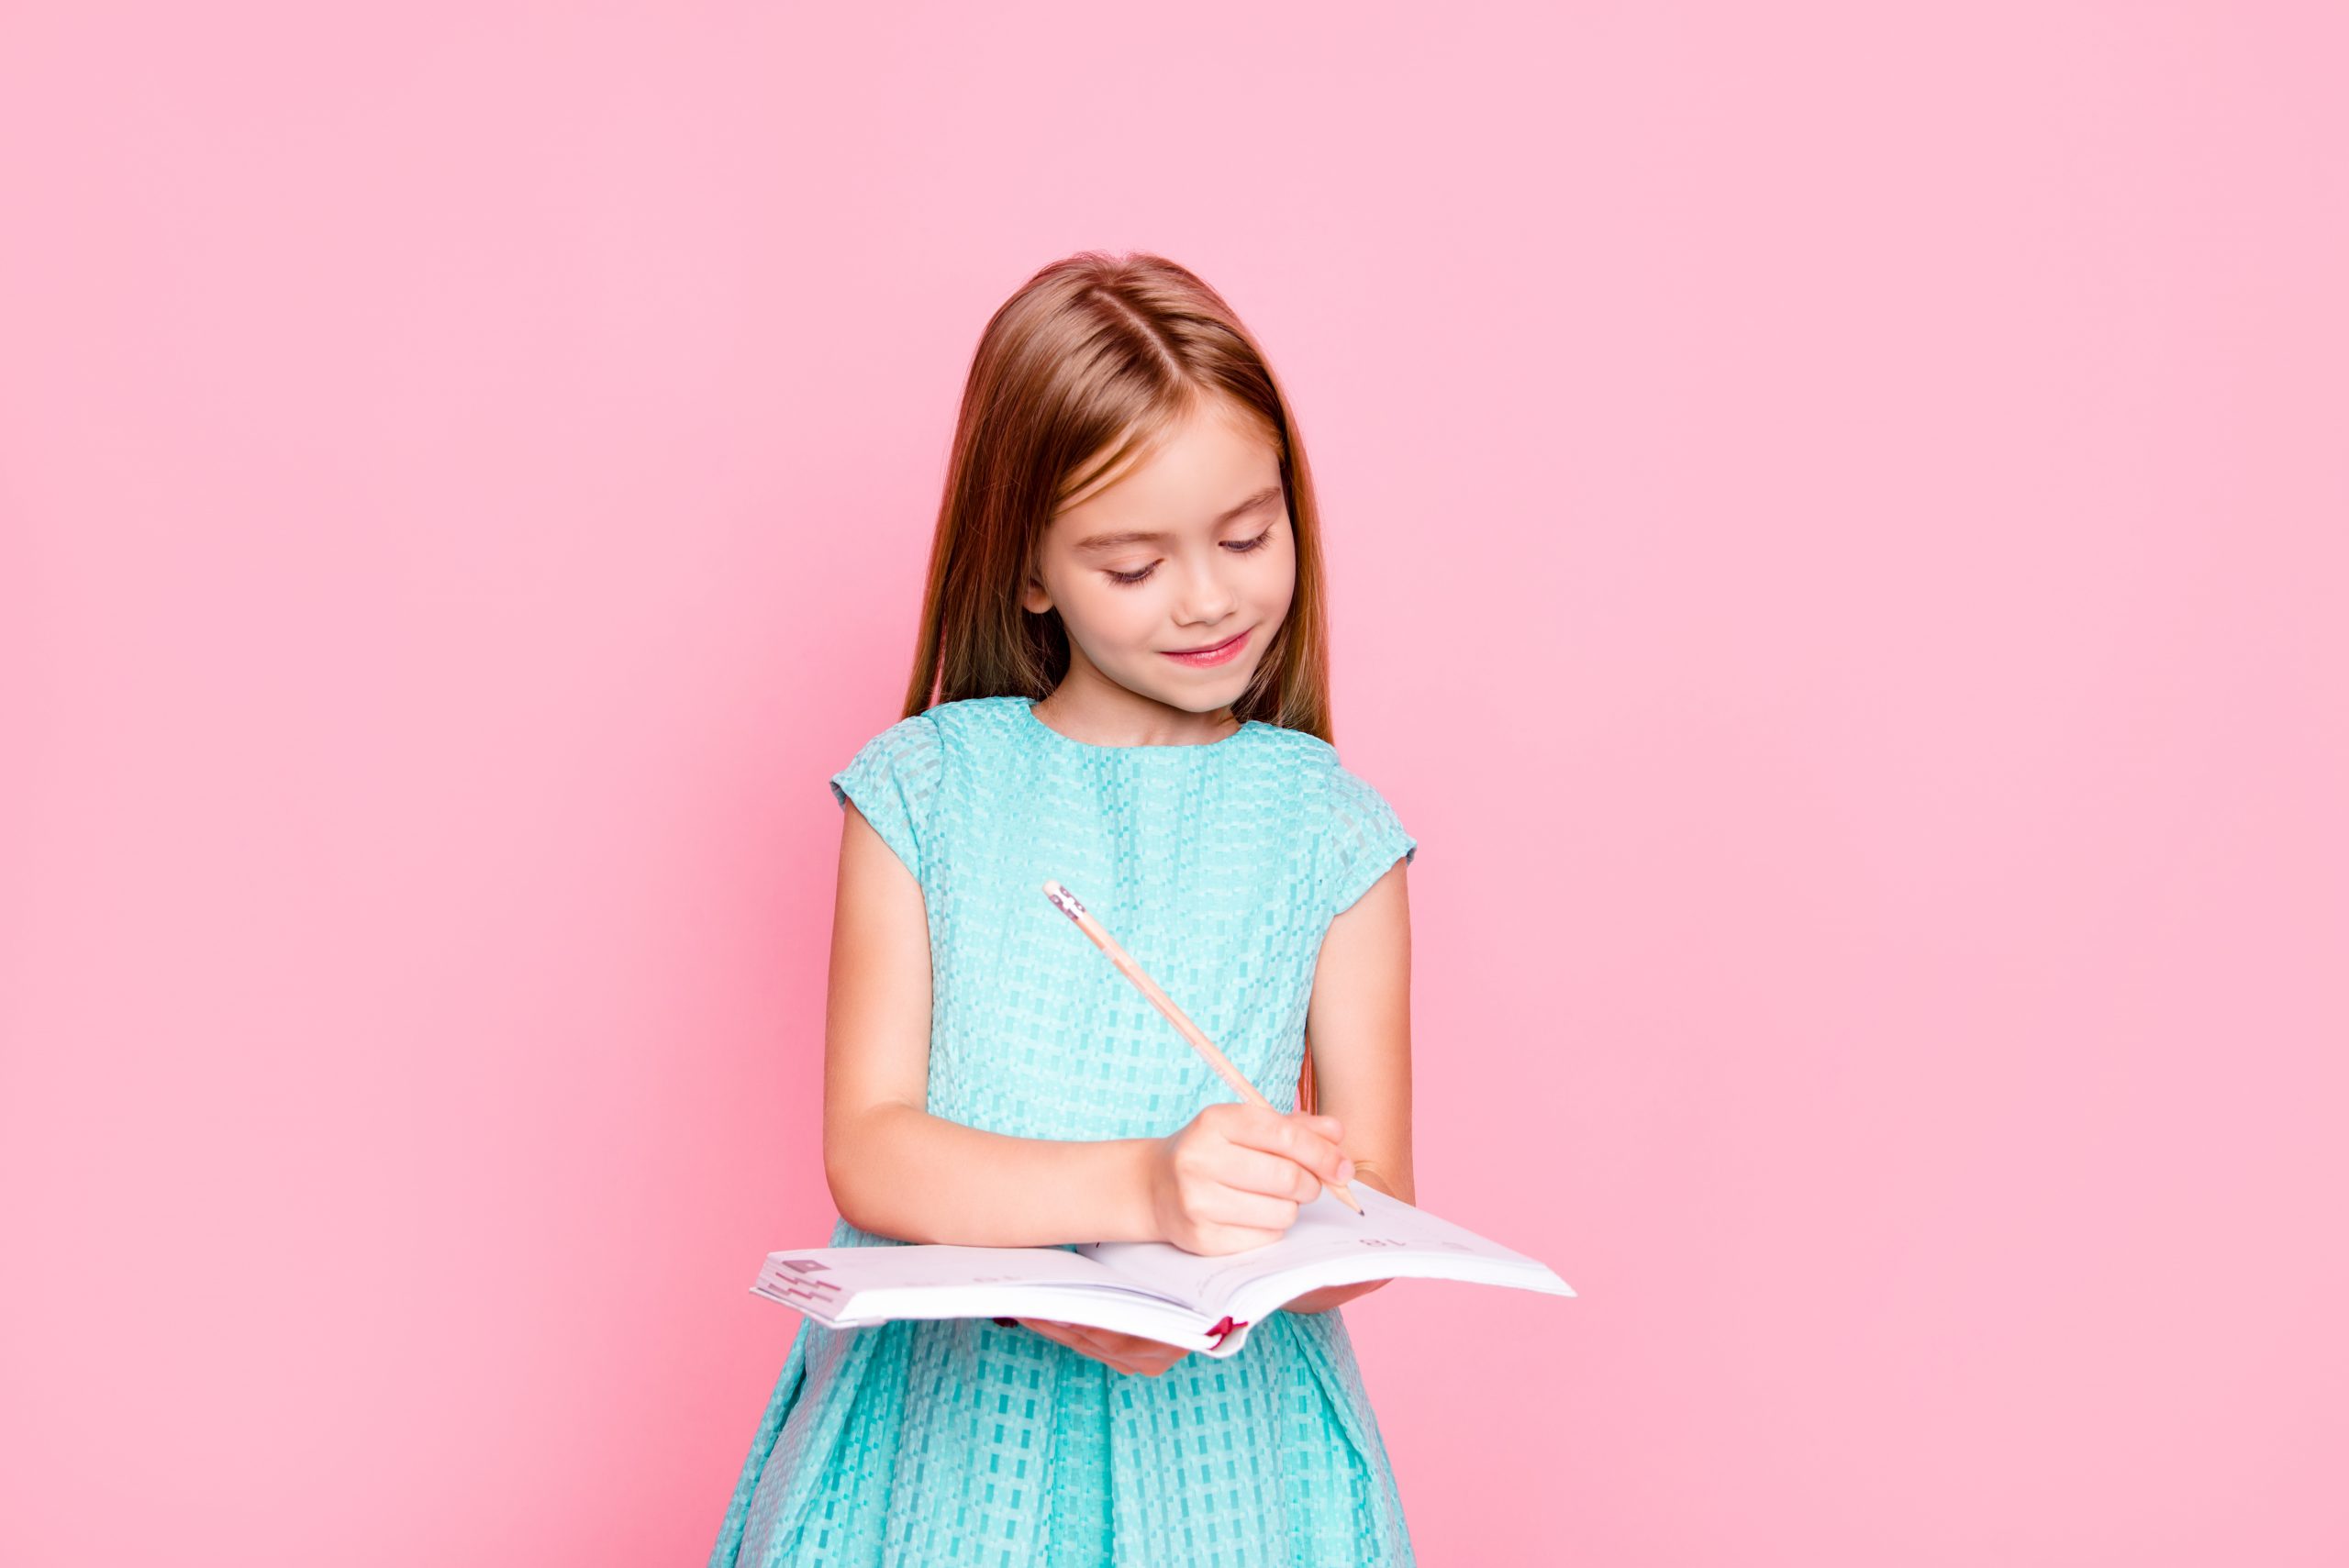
left=750, top=1183, right=1575, bottom=1360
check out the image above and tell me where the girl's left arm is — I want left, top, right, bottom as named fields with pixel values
left=1284, top=855, right=1415, bottom=1316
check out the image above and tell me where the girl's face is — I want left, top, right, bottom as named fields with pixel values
left=1022, top=400, right=1296, bottom=723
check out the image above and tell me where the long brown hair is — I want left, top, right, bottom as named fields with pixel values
left=892, top=251, right=1345, bottom=1114
left=892, top=250, right=1340, bottom=747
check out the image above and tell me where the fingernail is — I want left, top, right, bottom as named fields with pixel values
left=1338, top=1158, right=1355, bottom=1182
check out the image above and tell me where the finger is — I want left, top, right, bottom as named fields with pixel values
left=1114, top=1337, right=1186, bottom=1370
left=1063, top=1323, right=1122, bottom=1356
left=1017, top=1318, right=1086, bottom=1350
left=1138, top=1345, right=1187, bottom=1374
left=1193, top=1192, right=1306, bottom=1239
left=1089, top=1332, right=1176, bottom=1376
left=1202, top=1183, right=1315, bottom=1229
left=1052, top=1324, right=1171, bottom=1376
left=1214, top=1144, right=1337, bottom=1202
left=1100, top=1344, right=1166, bottom=1376
left=1090, top=1329, right=1185, bottom=1360
left=1028, top=1319, right=1129, bottom=1365
left=1227, top=1112, right=1349, bottom=1180
left=1076, top=1337, right=1149, bottom=1376
left=1194, top=1222, right=1289, bottom=1256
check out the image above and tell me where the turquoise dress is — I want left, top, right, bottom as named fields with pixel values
left=710, top=695, right=1420, bottom=1567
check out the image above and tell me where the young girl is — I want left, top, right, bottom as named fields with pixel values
left=710, top=251, right=1421, bottom=1566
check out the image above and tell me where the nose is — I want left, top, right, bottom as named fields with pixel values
left=1174, top=553, right=1241, bottom=626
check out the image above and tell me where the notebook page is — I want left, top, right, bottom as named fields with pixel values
left=756, top=1240, right=1152, bottom=1316
left=1076, top=1184, right=1554, bottom=1317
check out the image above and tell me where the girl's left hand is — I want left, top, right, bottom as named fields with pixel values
left=1008, top=1318, right=1192, bottom=1378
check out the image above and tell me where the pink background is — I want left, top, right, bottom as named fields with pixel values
left=4, top=4, right=2343, bottom=1564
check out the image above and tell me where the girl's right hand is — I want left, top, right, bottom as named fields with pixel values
left=1144, top=1103, right=1354, bottom=1256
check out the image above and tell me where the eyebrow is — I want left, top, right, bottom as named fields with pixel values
left=1069, top=485, right=1284, bottom=554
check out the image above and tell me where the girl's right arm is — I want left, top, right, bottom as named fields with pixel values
left=822, top=803, right=1348, bottom=1251
left=822, top=801, right=1161, bottom=1248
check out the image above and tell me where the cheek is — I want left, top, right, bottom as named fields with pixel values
left=1063, top=580, right=1163, bottom=648
left=1251, top=549, right=1298, bottom=615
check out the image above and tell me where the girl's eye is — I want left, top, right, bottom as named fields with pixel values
left=1104, top=527, right=1275, bottom=587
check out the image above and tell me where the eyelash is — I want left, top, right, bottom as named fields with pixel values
left=1105, top=527, right=1275, bottom=586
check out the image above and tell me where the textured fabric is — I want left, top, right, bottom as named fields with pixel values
left=711, top=695, right=1419, bottom=1567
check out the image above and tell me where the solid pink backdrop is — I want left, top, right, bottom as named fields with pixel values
left=3, top=4, right=2343, bottom=1564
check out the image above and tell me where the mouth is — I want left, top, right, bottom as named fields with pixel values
left=1161, top=627, right=1252, bottom=667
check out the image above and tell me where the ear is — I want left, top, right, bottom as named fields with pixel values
left=1019, top=572, right=1053, bottom=616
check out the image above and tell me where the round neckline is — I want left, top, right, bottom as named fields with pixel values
left=1019, top=695, right=1261, bottom=753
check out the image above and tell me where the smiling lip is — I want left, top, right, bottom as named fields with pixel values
left=1162, top=628, right=1251, bottom=666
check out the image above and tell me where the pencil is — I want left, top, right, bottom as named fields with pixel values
left=1041, top=879, right=1365, bottom=1216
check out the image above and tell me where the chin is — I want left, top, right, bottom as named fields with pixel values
left=1140, top=665, right=1254, bottom=706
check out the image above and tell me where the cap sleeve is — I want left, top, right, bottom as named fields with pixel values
left=829, top=712, right=944, bottom=884
left=1320, top=762, right=1418, bottom=919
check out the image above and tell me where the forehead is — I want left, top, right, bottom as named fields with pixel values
left=1052, top=402, right=1280, bottom=538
